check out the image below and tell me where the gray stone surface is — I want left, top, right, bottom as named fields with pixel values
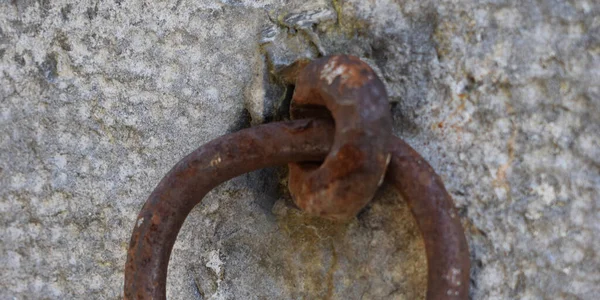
left=1, top=0, right=598, bottom=299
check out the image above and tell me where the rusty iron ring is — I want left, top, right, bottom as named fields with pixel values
left=286, top=55, right=393, bottom=221
left=123, top=119, right=470, bottom=299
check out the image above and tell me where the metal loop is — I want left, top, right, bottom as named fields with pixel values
left=123, top=119, right=470, bottom=299
left=286, top=55, right=393, bottom=221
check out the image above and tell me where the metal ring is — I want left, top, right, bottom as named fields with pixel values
left=124, top=119, right=469, bottom=299
left=287, top=55, right=393, bottom=221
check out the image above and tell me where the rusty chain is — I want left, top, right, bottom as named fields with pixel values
left=124, top=55, right=470, bottom=299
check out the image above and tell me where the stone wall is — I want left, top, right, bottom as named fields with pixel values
left=1, top=0, right=598, bottom=299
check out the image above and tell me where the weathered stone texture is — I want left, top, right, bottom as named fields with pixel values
left=1, top=0, right=598, bottom=299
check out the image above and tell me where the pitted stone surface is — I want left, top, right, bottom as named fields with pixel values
left=1, top=0, right=598, bottom=299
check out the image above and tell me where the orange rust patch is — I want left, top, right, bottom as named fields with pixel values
left=328, top=144, right=365, bottom=178
left=151, top=214, right=161, bottom=225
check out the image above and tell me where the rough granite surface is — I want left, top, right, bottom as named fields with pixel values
left=1, top=0, right=599, bottom=299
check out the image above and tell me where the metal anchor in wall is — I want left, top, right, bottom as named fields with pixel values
left=124, top=55, right=470, bottom=300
